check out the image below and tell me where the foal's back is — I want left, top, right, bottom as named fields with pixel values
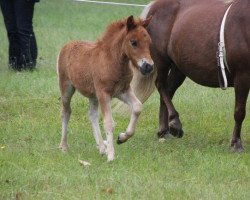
left=57, top=40, right=99, bottom=98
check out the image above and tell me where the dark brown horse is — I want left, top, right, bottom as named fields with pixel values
left=132, top=0, right=249, bottom=151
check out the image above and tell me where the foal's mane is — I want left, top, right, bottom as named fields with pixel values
left=97, top=17, right=144, bottom=45
left=98, top=19, right=126, bottom=44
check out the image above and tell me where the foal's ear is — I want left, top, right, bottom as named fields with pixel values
left=142, top=15, right=152, bottom=28
left=126, top=15, right=137, bottom=32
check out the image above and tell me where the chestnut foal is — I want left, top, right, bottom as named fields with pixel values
left=57, top=16, right=154, bottom=161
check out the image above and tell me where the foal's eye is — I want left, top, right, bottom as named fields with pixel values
left=130, top=40, right=138, bottom=48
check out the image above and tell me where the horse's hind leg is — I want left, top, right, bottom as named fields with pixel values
left=116, top=87, right=142, bottom=144
left=231, top=74, right=249, bottom=152
left=59, top=81, right=75, bottom=151
left=88, top=98, right=106, bottom=154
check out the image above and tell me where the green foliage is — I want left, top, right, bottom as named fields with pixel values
left=0, top=0, right=249, bottom=199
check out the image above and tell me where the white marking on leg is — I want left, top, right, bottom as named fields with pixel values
left=59, top=83, right=75, bottom=151
left=60, top=106, right=70, bottom=151
left=104, top=112, right=114, bottom=162
left=88, top=98, right=106, bottom=154
left=98, top=94, right=115, bottom=161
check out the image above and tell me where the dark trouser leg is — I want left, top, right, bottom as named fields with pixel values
left=14, top=0, right=37, bottom=69
left=0, top=0, right=22, bottom=70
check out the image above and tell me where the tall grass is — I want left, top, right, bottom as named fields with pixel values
left=0, top=0, right=249, bottom=199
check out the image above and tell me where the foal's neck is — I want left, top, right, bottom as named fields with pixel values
left=99, top=24, right=129, bottom=67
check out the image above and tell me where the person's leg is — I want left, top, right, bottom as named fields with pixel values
left=14, top=0, right=37, bottom=69
left=0, top=0, right=22, bottom=70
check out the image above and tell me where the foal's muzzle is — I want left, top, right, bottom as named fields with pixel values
left=139, top=62, right=154, bottom=75
left=138, top=59, right=154, bottom=75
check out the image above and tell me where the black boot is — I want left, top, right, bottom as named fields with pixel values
left=22, top=54, right=36, bottom=70
left=9, top=57, right=22, bottom=71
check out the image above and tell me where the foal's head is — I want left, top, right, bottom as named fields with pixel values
left=123, top=15, right=154, bottom=75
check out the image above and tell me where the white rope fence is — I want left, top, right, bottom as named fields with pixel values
left=75, top=0, right=147, bottom=7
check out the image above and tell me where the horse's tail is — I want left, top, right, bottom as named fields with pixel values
left=130, top=65, right=157, bottom=104
left=140, top=1, right=154, bottom=19
left=56, top=52, right=60, bottom=75
left=113, top=2, right=157, bottom=113
left=131, top=1, right=157, bottom=104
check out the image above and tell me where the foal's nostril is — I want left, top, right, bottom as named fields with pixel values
left=140, top=62, right=154, bottom=75
left=145, top=63, right=150, bottom=70
left=145, top=63, right=154, bottom=71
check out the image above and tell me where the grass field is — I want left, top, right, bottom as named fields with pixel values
left=0, top=0, right=250, bottom=199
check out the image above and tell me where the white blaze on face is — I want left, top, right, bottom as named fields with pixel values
left=137, top=58, right=154, bottom=68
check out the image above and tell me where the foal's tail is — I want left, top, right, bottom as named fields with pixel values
left=140, top=1, right=154, bottom=19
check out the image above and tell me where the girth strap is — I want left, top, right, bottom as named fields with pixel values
left=217, top=4, right=232, bottom=90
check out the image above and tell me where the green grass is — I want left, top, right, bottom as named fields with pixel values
left=0, top=0, right=250, bottom=199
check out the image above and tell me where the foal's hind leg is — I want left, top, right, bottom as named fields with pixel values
left=59, top=82, right=75, bottom=151
left=88, top=98, right=106, bottom=154
left=117, top=87, right=142, bottom=144
left=231, top=74, right=249, bottom=152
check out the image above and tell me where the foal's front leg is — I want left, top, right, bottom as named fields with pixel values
left=98, top=93, right=115, bottom=162
left=117, top=87, right=142, bottom=144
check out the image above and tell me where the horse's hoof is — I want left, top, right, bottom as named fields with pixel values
left=231, top=140, right=244, bottom=153
left=169, top=126, right=184, bottom=138
left=157, top=130, right=168, bottom=138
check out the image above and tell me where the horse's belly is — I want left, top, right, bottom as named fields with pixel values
left=169, top=2, right=227, bottom=88
left=180, top=64, right=219, bottom=87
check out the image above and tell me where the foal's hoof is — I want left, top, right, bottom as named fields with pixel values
left=107, top=158, right=114, bottom=162
left=117, top=133, right=128, bottom=145
left=230, top=140, right=244, bottom=153
left=99, top=146, right=107, bottom=155
left=59, top=143, right=69, bottom=152
left=107, top=154, right=115, bottom=162
left=117, top=138, right=123, bottom=145
left=117, top=136, right=126, bottom=145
